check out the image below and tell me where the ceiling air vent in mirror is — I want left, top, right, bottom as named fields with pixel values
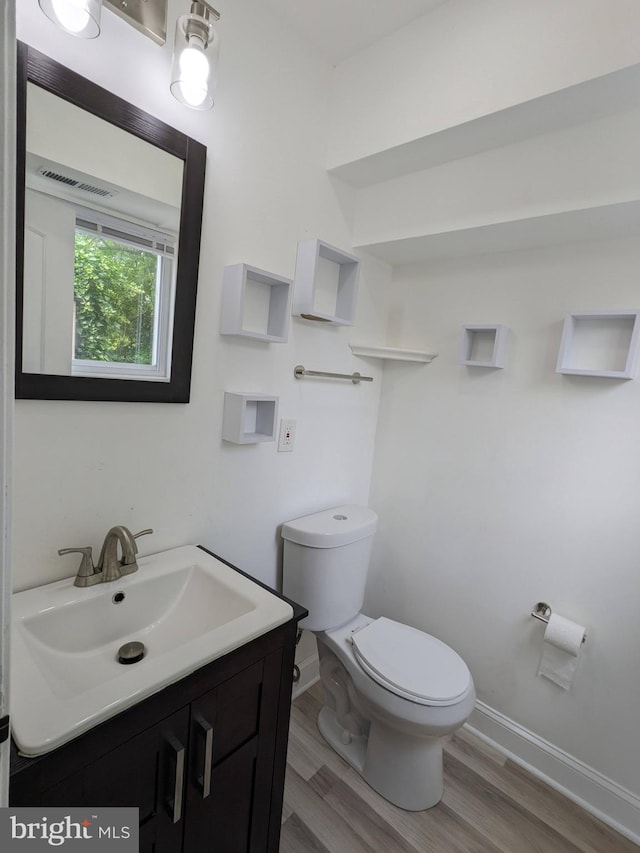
left=37, top=166, right=116, bottom=198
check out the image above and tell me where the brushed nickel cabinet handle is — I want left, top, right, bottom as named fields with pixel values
left=195, top=715, right=214, bottom=799
left=166, top=734, right=185, bottom=824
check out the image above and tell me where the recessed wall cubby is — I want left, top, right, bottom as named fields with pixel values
left=220, top=263, right=292, bottom=342
left=292, top=239, right=360, bottom=326
left=222, top=393, right=278, bottom=444
left=556, top=311, right=640, bottom=378
left=458, top=325, right=509, bottom=368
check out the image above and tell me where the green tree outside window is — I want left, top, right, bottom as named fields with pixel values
left=73, top=231, right=159, bottom=365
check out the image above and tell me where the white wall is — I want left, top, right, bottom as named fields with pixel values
left=328, top=0, right=640, bottom=169
left=367, top=237, right=640, bottom=798
left=342, top=0, right=640, bottom=835
left=13, top=0, right=389, bottom=592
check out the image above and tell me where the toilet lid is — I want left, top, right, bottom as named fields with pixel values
left=351, top=617, right=471, bottom=706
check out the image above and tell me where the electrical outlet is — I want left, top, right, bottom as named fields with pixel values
left=278, top=419, right=296, bottom=452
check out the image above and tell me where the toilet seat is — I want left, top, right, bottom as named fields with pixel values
left=351, top=617, right=471, bottom=707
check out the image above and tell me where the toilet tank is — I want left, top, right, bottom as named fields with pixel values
left=281, top=505, right=378, bottom=631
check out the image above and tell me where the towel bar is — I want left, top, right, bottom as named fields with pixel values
left=294, top=365, right=373, bottom=384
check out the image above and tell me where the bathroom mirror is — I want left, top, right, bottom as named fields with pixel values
left=16, top=43, right=206, bottom=402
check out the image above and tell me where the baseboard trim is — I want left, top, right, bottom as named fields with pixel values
left=467, top=701, right=640, bottom=845
left=292, top=653, right=319, bottom=700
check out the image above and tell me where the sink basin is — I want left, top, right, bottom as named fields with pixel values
left=11, top=545, right=293, bottom=756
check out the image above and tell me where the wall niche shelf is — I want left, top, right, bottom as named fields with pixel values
left=328, top=63, right=640, bottom=188
left=222, top=393, right=279, bottom=444
left=354, top=199, right=640, bottom=266
left=349, top=344, right=438, bottom=363
left=556, top=311, right=640, bottom=379
left=292, top=239, right=360, bottom=326
left=220, top=263, right=292, bottom=342
left=459, top=325, right=509, bottom=368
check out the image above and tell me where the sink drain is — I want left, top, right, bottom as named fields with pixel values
left=117, top=641, right=146, bottom=665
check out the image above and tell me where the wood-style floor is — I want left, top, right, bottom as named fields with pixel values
left=280, top=682, right=638, bottom=853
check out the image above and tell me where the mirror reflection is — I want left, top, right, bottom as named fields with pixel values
left=24, top=84, right=185, bottom=383
left=17, top=43, right=207, bottom=403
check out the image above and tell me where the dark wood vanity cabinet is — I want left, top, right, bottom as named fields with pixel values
left=10, top=606, right=305, bottom=853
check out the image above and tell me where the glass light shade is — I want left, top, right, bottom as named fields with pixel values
left=38, top=0, right=101, bottom=38
left=170, top=13, right=219, bottom=110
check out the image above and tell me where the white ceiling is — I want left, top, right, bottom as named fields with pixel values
left=263, top=0, right=447, bottom=64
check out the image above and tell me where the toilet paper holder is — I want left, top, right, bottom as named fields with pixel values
left=531, top=602, right=587, bottom=643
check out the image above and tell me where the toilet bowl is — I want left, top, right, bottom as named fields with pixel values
left=281, top=505, right=475, bottom=811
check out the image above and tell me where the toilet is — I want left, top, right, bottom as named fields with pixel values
left=281, top=504, right=475, bottom=811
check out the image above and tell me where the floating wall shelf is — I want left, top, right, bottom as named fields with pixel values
left=354, top=200, right=640, bottom=265
left=459, top=325, right=509, bottom=368
left=220, top=263, right=292, bottom=342
left=556, top=311, right=640, bottom=379
left=349, top=344, right=438, bottom=363
left=292, top=239, right=360, bottom=326
left=328, top=64, right=640, bottom=188
left=222, top=392, right=279, bottom=444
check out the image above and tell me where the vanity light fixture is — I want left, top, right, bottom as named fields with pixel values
left=38, top=0, right=220, bottom=111
left=39, top=0, right=169, bottom=44
left=38, top=0, right=102, bottom=39
left=170, top=1, right=221, bottom=111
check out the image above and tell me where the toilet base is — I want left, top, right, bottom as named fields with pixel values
left=318, top=704, right=367, bottom=773
left=317, top=704, right=444, bottom=811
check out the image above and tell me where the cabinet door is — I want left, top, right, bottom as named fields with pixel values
left=84, top=707, right=189, bottom=853
left=183, top=660, right=272, bottom=853
left=185, top=736, right=258, bottom=853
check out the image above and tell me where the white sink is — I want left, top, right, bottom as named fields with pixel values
left=11, top=545, right=293, bottom=756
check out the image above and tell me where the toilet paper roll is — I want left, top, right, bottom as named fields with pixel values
left=538, top=613, right=585, bottom=690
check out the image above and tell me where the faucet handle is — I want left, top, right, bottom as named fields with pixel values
left=132, top=528, right=153, bottom=541
left=58, top=546, right=100, bottom=587
left=120, top=528, right=154, bottom=568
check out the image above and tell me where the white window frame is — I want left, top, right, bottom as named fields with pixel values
left=71, top=207, right=177, bottom=383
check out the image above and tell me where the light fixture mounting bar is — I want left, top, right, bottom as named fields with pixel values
left=104, top=0, right=168, bottom=45
left=192, top=2, right=220, bottom=21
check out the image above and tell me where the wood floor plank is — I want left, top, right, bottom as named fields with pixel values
left=281, top=800, right=293, bottom=824
left=446, top=731, right=639, bottom=853
left=450, top=726, right=507, bottom=767
left=286, top=727, right=325, bottom=781
left=339, top=764, right=503, bottom=853
left=280, top=812, right=331, bottom=853
left=442, top=751, right=585, bottom=853
left=288, top=703, right=352, bottom=780
left=314, top=765, right=419, bottom=853
left=284, top=765, right=376, bottom=853
left=505, top=759, right=640, bottom=853
left=283, top=683, right=639, bottom=853
left=295, top=683, right=324, bottom=716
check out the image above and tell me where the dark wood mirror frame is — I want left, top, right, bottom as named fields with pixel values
left=16, top=42, right=207, bottom=403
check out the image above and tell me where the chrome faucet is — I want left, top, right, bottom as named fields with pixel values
left=58, top=526, right=153, bottom=587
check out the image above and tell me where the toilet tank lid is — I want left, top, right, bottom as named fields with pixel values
left=281, top=505, right=378, bottom=548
